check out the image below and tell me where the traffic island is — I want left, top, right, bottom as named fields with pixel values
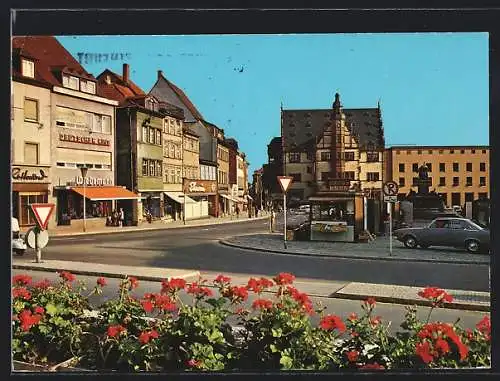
left=219, top=233, right=490, bottom=265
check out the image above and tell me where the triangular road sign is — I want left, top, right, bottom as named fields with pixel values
left=30, top=203, right=55, bottom=230
left=277, top=176, right=294, bottom=193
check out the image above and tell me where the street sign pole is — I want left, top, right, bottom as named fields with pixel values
left=283, top=192, right=287, bottom=249
left=35, top=225, right=41, bottom=263
left=389, top=203, right=392, bottom=256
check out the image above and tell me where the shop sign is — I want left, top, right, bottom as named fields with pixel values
left=312, top=222, right=348, bottom=233
left=59, top=133, right=110, bottom=147
left=324, top=179, right=351, bottom=192
left=73, top=176, right=113, bottom=186
left=12, top=166, right=50, bottom=182
left=183, top=179, right=217, bottom=194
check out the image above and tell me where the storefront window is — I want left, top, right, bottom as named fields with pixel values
left=19, top=194, right=47, bottom=225
left=311, top=201, right=354, bottom=225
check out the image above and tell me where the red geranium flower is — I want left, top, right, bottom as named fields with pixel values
left=273, top=272, right=295, bottom=286
left=347, top=350, right=359, bottom=362
left=359, top=362, right=385, bottom=370
left=142, top=300, right=154, bottom=313
left=155, top=294, right=177, bottom=312
left=187, top=283, right=213, bottom=297
left=12, top=287, right=31, bottom=301
left=223, top=286, right=249, bottom=302
left=370, top=316, right=382, bottom=326
left=319, top=315, right=346, bottom=333
left=434, top=338, right=450, bottom=354
left=162, top=278, right=187, bottom=293
left=252, top=298, right=273, bottom=310
left=58, top=271, right=76, bottom=282
left=247, top=277, right=273, bottom=293
left=214, top=274, right=231, bottom=284
left=34, top=279, right=51, bottom=289
left=138, top=329, right=158, bottom=344
left=465, top=328, right=474, bottom=341
left=416, top=341, right=434, bottom=363
left=476, top=315, right=491, bottom=340
left=418, top=286, right=453, bottom=306
left=348, top=312, right=358, bottom=322
left=149, top=329, right=159, bottom=339
left=128, top=276, right=139, bottom=290
left=107, top=324, right=126, bottom=338
left=18, top=309, right=42, bottom=331
left=364, top=297, right=376, bottom=307
left=417, top=323, right=469, bottom=362
left=33, top=306, right=45, bottom=315
left=12, top=274, right=32, bottom=286
left=96, top=277, right=107, bottom=287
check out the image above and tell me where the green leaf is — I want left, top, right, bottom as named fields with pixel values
left=272, top=328, right=283, bottom=338
left=280, top=354, right=293, bottom=369
left=45, top=303, right=58, bottom=316
left=270, top=344, right=279, bottom=353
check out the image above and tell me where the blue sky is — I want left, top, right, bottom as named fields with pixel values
left=57, top=33, right=489, bottom=174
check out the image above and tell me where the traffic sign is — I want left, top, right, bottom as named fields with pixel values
left=30, top=203, right=55, bottom=230
left=277, top=176, right=294, bottom=193
left=26, top=228, right=49, bottom=249
left=383, top=181, right=399, bottom=196
left=384, top=195, right=398, bottom=203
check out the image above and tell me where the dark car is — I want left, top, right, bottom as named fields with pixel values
left=394, top=217, right=490, bottom=254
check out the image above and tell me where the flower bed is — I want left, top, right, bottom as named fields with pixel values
left=11, top=272, right=491, bottom=371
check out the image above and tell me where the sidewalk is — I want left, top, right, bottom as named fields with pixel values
left=12, top=259, right=490, bottom=312
left=219, top=233, right=490, bottom=265
left=39, top=213, right=270, bottom=237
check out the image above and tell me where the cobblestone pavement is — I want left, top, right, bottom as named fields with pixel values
left=220, top=233, right=490, bottom=265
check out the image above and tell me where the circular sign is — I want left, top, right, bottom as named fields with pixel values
left=383, top=181, right=399, bottom=196
left=25, top=228, right=49, bottom=249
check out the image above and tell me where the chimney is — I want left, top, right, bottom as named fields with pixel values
left=123, top=63, right=130, bottom=83
left=158, top=70, right=163, bottom=79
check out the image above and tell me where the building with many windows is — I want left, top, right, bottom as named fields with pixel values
left=384, top=145, right=490, bottom=208
left=282, top=93, right=385, bottom=202
left=97, top=64, right=171, bottom=224
left=11, top=36, right=135, bottom=230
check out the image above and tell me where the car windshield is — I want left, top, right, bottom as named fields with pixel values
left=467, top=220, right=484, bottom=230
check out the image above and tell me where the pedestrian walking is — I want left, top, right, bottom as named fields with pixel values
left=119, top=208, right=125, bottom=227
left=235, top=205, right=240, bottom=219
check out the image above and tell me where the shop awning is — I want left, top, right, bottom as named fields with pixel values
left=220, top=194, right=239, bottom=202
left=164, top=192, right=196, bottom=204
left=71, top=186, right=141, bottom=201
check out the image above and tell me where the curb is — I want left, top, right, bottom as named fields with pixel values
left=218, top=239, right=490, bottom=266
left=329, top=292, right=490, bottom=313
left=50, top=216, right=270, bottom=238
left=12, top=264, right=201, bottom=283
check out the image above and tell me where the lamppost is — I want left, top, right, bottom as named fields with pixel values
left=80, top=165, right=89, bottom=232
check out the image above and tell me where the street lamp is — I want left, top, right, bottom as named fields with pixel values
left=80, top=165, right=89, bottom=232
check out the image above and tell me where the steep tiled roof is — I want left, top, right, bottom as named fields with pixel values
left=96, top=69, right=145, bottom=104
left=282, top=105, right=384, bottom=151
left=150, top=72, right=204, bottom=121
left=12, top=36, right=96, bottom=88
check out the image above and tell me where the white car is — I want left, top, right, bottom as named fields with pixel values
left=298, top=205, right=311, bottom=214
left=12, top=217, right=27, bottom=255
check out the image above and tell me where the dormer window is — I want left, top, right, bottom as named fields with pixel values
left=80, top=80, right=96, bottom=94
left=62, top=74, right=80, bottom=90
left=21, top=58, right=35, bottom=78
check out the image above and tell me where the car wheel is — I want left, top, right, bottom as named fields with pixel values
left=403, top=235, right=418, bottom=249
left=14, top=249, right=25, bottom=256
left=465, top=240, right=480, bottom=254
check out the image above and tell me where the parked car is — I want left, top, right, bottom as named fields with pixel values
left=394, top=217, right=490, bottom=254
left=12, top=217, right=27, bottom=256
left=298, top=204, right=311, bottom=214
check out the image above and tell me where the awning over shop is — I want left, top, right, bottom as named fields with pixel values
left=308, top=196, right=354, bottom=202
left=164, top=192, right=196, bottom=204
left=220, top=194, right=239, bottom=202
left=71, top=186, right=141, bottom=201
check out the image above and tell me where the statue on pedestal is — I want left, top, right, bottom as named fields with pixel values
left=417, top=164, right=430, bottom=194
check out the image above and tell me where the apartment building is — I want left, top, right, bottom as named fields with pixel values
left=384, top=146, right=490, bottom=207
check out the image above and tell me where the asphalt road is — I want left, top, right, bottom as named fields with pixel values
left=25, top=218, right=490, bottom=292
left=12, top=269, right=489, bottom=334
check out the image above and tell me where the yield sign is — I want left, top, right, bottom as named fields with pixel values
left=30, top=203, right=55, bottom=230
left=277, top=176, right=294, bottom=193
